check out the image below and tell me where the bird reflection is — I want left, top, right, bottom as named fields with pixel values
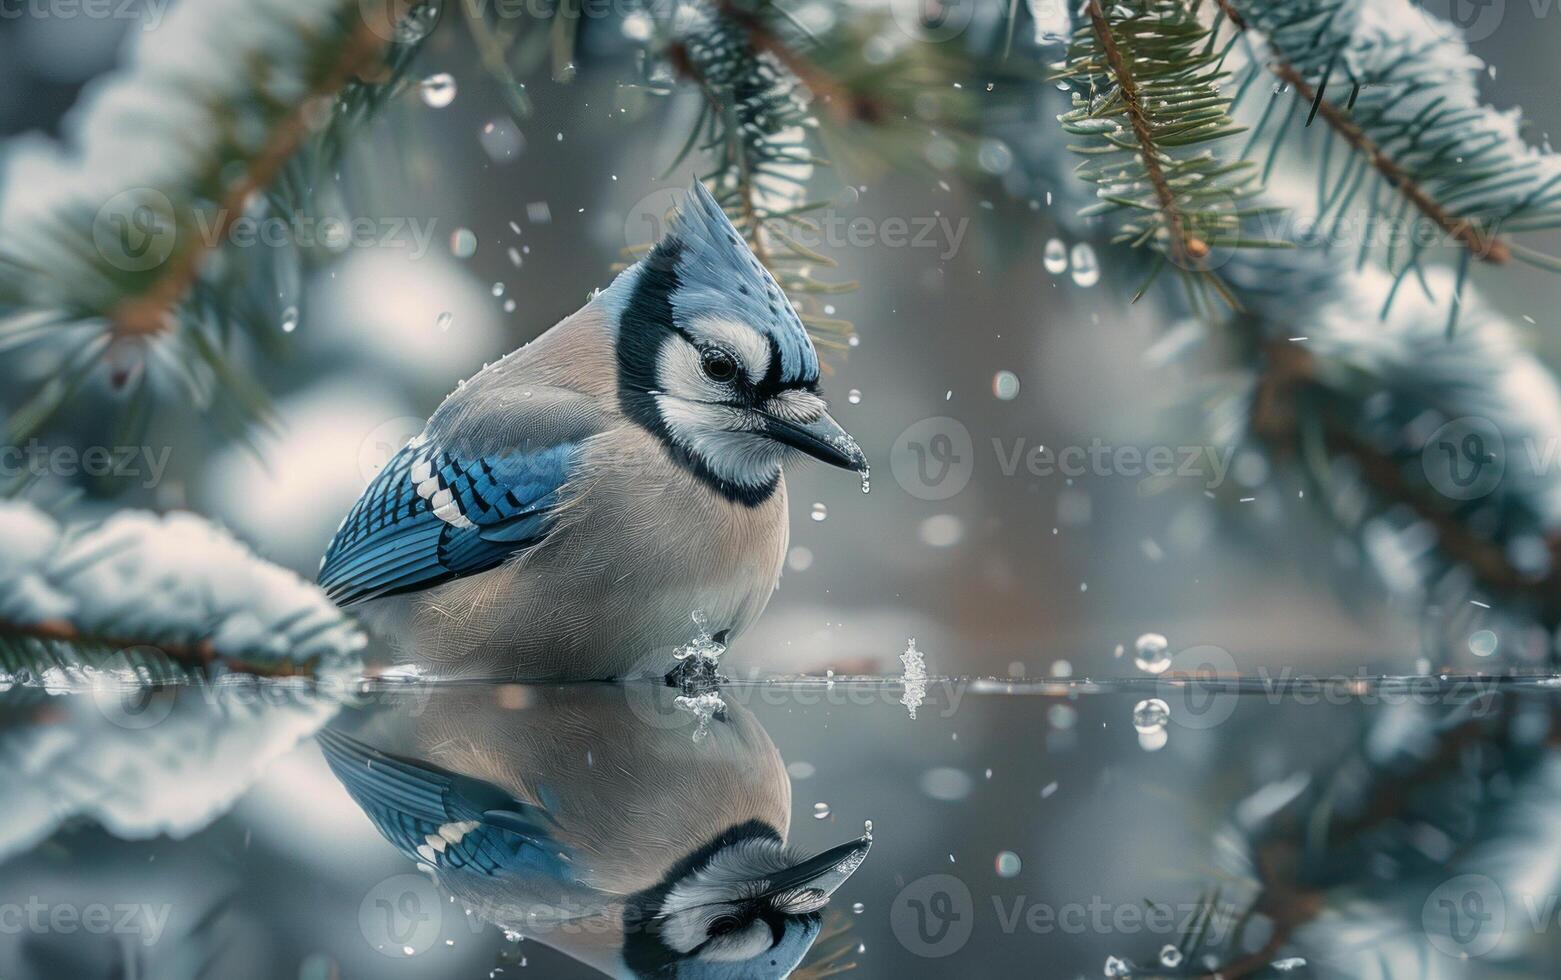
left=318, top=684, right=869, bottom=978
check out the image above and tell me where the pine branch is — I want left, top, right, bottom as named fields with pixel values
left=1221, top=0, right=1561, bottom=313
left=0, top=618, right=315, bottom=680
left=713, top=0, right=882, bottom=126
left=1053, top=0, right=1280, bottom=295
left=1216, top=0, right=1509, bottom=265
left=0, top=501, right=364, bottom=684
left=1084, top=0, right=1204, bottom=265
left=1251, top=340, right=1561, bottom=625
left=109, top=18, right=396, bottom=340
left=0, top=0, right=424, bottom=440
left=645, top=0, right=857, bottom=349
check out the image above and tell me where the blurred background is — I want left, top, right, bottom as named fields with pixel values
left=5, top=1, right=1561, bottom=977
left=13, top=0, right=1561, bottom=677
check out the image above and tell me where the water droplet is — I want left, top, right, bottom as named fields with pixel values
left=994, top=851, right=1021, bottom=877
left=479, top=118, right=525, bottom=163
left=503, top=299, right=516, bottom=313
left=812, top=802, right=831, bottom=820
left=1133, top=633, right=1171, bottom=674
left=1104, top=955, right=1131, bottom=978
left=1132, top=697, right=1169, bottom=733
left=1272, top=958, right=1307, bottom=972
left=847, top=388, right=862, bottom=405
left=992, top=370, right=1020, bottom=400
left=491, top=282, right=506, bottom=297
left=977, top=139, right=1014, bottom=175
left=420, top=72, right=457, bottom=108
left=852, top=902, right=865, bottom=914
left=436, top=311, right=453, bottom=332
left=810, top=502, right=828, bottom=522
left=920, top=766, right=971, bottom=801
left=1160, top=945, right=1183, bottom=968
left=1069, top=243, right=1100, bottom=287
left=449, top=228, right=476, bottom=258
left=1138, top=728, right=1169, bottom=752
left=1469, top=629, right=1498, bottom=657
left=1043, top=238, right=1068, bottom=275
left=280, top=305, right=299, bottom=333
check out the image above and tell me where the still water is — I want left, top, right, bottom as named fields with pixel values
left=0, top=670, right=1554, bottom=979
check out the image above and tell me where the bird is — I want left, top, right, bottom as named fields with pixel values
left=317, top=179, right=866, bottom=680
left=318, top=683, right=871, bottom=978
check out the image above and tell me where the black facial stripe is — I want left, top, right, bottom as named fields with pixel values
left=620, top=820, right=785, bottom=973
left=616, top=240, right=779, bottom=508
left=760, top=333, right=784, bottom=395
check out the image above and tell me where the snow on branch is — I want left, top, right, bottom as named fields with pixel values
left=0, top=0, right=424, bottom=439
left=0, top=501, right=365, bottom=682
left=1226, top=0, right=1561, bottom=292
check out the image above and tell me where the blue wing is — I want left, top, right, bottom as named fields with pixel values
left=317, top=728, right=574, bottom=881
left=318, top=439, right=578, bottom=606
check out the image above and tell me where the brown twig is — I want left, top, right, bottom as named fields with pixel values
left=2, top=617, right=320, bottom=679
left=108, top=10, right=400, bottom=338
left=1084, top=0, right=1208, bottom=265
left=1199, top=707, right=1513, bottom=978
left=714, top=1, right=881, bottom=125
left=1211, top=0, right=1509, bottom=263
left=664, top=40, right=771, bottom=264
left=1252, top=341, right=1561, bottom=623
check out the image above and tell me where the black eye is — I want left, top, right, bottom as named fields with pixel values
left=708, top=914, right=743, bottom=937
left=700, top=347, right=738, bottom=383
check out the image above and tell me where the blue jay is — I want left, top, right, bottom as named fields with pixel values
left=318, top=180, right=865, bottom=679
left=318, top=684, right=871, bottom=978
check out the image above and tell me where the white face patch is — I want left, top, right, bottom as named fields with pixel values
left=656, top=837, right=801, bottom=955
left=653, top=338, right=786, bottom=489
left=762, top=389, right=825, bottom=425
left=656, top=395, right=785, bottom=489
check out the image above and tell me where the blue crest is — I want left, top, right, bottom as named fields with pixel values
left=606, top=181, right=820, bottom=386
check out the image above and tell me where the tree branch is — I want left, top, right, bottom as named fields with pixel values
left=1085, top=0, right=1208, bottom=265
left=1214, top=0, right=1509, bottom=263
left=108, top=10, right=401, bottom=338
left=1, top=617, right=318, bottom=679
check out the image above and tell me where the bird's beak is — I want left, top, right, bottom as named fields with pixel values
left=759, top=408, right=867, bottom=473
left=761, top=834, right=872, bottom=899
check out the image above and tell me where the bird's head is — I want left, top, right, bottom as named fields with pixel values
left=621, top=821, right=871, bottom=979
left=604, top=181, right=865, bottom=506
